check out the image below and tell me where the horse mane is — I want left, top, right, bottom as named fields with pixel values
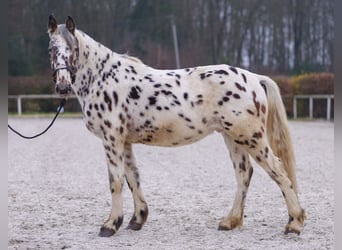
left=120, top=54, right=143, bottom=64
left=72, top=28, right=144, bottom=65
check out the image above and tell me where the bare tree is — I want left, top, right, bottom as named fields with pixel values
left=8, top=0, right=334, bottom=76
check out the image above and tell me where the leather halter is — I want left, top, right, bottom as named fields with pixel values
left=52, top=65, right=76, bottom=84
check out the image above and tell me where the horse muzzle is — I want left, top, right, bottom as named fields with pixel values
left=52, top=66, right=76, bottom=96
left=56, top=84, right=72, bottom=95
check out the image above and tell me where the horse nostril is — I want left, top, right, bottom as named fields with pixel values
left=56, top=84, right=71, bottom=95
left=67, top=85, right=72, bottom=93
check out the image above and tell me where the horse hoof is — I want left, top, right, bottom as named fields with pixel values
left=284, top=209, right=305, bottom=235
left=284, top=226, right=301, bottom=235
left=99, top=226, right=115, bottom=237
left=284, top=221, right=302, bottom=235
left=218, top=216, right=242, bottom=231
left=126, top=221, right=143, bottom=231
left=218, top=225, right=232, bottom=231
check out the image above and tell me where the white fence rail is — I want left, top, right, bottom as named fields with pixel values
left=9, top=94, right=334, bottom=120
left=292, top=94, right=334, bottom=120
left=8, top=94, right=78, bottom=116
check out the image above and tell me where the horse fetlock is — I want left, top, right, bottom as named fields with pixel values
left=127, top=206, right=148, bottom=231
left=99, top=215, right=124, bottom=237
left=218, top=216, right=243, bottom=231
left=126, top=218, right=143, bottom=231
left=284, top=209, right=306, bottom=235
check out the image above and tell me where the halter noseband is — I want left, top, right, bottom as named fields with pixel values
left=52, top=65, right=77, bottom=84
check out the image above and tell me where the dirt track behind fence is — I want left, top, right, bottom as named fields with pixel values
left=8, top=118, right=334, bottom=250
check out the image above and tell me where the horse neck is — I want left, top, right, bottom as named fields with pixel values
left=76, top=30, right=116, bottom=68
left=73, top=30, right=120, bottom=92
left=72, top=30, right=150, bottom=102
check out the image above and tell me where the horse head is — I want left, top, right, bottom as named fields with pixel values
left=47, top=15, right=79, bottom=96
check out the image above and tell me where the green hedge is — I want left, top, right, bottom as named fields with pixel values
left=290, top=73, right=334, bottom=95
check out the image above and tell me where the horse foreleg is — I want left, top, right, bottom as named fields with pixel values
left=219, top=134, right=253, bottom=230
left=99, top=141, right=125, bottom=237
left=124, top=143, right=148, bottom=230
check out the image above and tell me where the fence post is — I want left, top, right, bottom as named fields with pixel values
left=293, top=97, right=297, bottom=119
left=17, top=96, right=22, bottom=116
left=309, top=97, right=313, bottom=119
left=327, top=96, right=331, bottom=120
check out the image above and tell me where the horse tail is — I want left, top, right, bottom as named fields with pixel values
left=260, top=76, right=298, bottom=194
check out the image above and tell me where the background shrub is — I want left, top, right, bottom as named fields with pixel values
left=273, top=73, right=334, bottom=118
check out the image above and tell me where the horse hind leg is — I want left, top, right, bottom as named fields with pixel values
left=246, top=137, right=305, bottom=234
left=218, top=134, right=253, bottom=231
left=124, top=143, right=148, bottom=230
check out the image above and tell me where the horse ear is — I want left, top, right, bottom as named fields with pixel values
left=48, top=14, right=57, bottom=33
left=66, top=16, right=76, bottom=35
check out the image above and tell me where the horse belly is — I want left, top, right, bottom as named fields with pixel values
left=126, top=119, right=215, bottom=147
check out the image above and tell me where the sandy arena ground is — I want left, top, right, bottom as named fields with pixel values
left=8, top=118, right=334, bottom=249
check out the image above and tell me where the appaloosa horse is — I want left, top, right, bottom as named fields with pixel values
left=47, top=15, right=305, bottom=237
